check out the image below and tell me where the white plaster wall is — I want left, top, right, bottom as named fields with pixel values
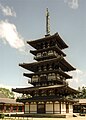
left=69, top=104, right=73, bottom=113
left=46, top=103, right=53, bottom=113
left=54, top=103, right=60, bottom=114
left=61, top=102, right=66, bottom=114
left=25, top=103, right=29, bottom=113
left=30, top=104, right=37, bottom=113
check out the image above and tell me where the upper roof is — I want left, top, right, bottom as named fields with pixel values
left=27, top=33, right=68, bottom=50
left=19, top=57, right=75, bottom=72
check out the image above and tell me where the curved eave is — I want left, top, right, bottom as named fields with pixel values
left=12, top=85, right=64, bottom=94
left=27, top=33, right=68, bottom=50
left=12, top=85, right=79, bottom=95
left=19, top=57, right=61, bottom=71
left=60, top=58, right=76, bottom=71
left=30, top=46, right=66, bottom=57
left=56, top=33, right=68, bottom=49
left=66, top=86, right=79, bottom=94
left=17, top=96, right=76, bottom=103
left=23, top=70, right=72, bottom=79
left=19, top=57, right=75, bottom=72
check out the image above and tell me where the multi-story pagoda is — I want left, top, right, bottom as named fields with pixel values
left=12, top=9, right=78, bottom=116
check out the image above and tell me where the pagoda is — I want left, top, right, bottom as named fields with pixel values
left=12, top=9, right=78, bottom=116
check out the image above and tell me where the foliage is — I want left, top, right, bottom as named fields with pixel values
left=0, top=87, right=15, bottom=99
left=74, top=86, right=86, bottom=99
left=0, top=114, right=4, bottom=118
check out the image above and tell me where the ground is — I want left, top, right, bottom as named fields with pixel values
left=2, top=116, right=86, bottom=120
left=33, top=116, right=86, bottom=120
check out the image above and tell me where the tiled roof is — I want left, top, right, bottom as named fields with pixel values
left=0, top=92, right=7, bottom=98
left=27, top=33, right=68, bottom=49
left=74, top=99, right=86, bottom=104
left=79, top=99, right=86, bottom=104
left=0, top=98, right=23, bottom=105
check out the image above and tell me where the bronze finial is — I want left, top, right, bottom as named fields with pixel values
left=46, top=8, right=50, bottom=35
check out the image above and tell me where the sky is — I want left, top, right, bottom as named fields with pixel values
left=0, top=0, right=86, bottom=90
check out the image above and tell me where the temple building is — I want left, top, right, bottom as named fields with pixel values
left=12, top=9, right=78, bottom=116
left=0, top=92, right=24, bottom=113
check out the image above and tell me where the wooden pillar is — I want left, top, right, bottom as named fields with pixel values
left=3, top=104, right=6, bottom=113
left=16, top=105, right=18, bottom=112
left=29, top=102, right=30, bottom=113
left=22, top=105, right=24, bottom=112
left=10, top=104, right=13, bottom=112
left=66, top=102, right=69, bottom=113
left=80, top=104, right=82, bottom=113
left=53, top=102, right=54, bottom=114
left=2, top=104, right=4, bottom=112
left=59, top=102, right=61, bottom=114
left=23, top=103, right=25, bottom=113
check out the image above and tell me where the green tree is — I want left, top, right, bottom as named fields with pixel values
left=0, top=88, right=15, bottom=99
left=75, top=86, right=86, bottom=99
left=82, top=86, right=86, bottom=98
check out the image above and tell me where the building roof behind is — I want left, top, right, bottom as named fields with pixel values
left=0, top=98, right=23, bottom=105
left=79, top=99, right=86, bottom=104
left=0, top=92, right=7, bottom=98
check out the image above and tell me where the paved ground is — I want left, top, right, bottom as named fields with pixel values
left=32, top=116, right=86, bottom=120
left=3, top=115, right=86, bottom=120
left=2, top=116, right=86, bottom=120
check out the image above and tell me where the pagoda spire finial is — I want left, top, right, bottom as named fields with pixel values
left=46, top=8, right=50, bottom=35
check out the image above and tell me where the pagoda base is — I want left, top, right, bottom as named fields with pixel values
left=11, top=113, right=67, bottom=118
left=24, top=113, right=66, bottom=118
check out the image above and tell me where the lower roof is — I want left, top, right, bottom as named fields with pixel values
left=12, top=85, right=79, bottom=95
left=17, top=95, right=76, bottom=103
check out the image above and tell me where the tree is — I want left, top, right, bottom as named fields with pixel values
left=0, top=87, right=15, bottom=99
left=74, top=86, right=86, bottom=99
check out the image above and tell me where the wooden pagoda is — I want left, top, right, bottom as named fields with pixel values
left=12, top=9, right=78, bottom=116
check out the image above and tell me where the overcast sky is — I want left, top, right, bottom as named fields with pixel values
left=0, top=0, right=86, bottom=90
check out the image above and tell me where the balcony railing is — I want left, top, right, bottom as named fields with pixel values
left=34, top=51, right=60, bottom=60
